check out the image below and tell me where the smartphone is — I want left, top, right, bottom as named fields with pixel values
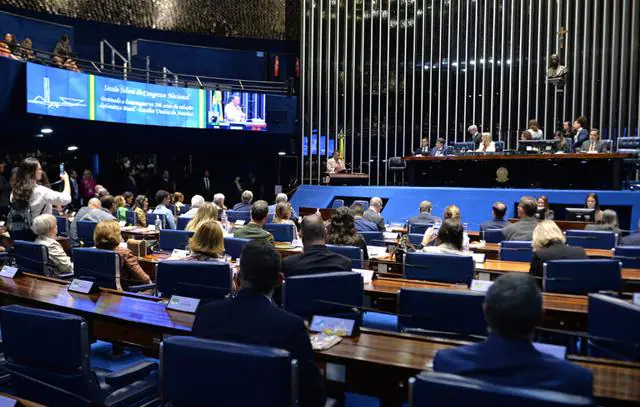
left=59, top=163, right=65, bottom=176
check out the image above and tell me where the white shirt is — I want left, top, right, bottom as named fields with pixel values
left=180, top=207, right=199, bottom=218
left=476, top=142, right=496, bottom=153
left=422, top=243, right=472, bottom=257
left=527, top=129, right=544, bottom=140
left=35, top=235, right=74, bottom=276
left=11, top=185, right=71, bottom=218
left=224, top=102, right=246, bottom=123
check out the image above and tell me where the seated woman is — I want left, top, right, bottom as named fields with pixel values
left=585, top=209, right=621, bottom=235
left=172, top=192, right=186, bottom=213
left=122, top=191, right=134, bottom=209
left=132, top=195, right=149, bottom=227
left=422, top=205, right=469, bottom=248
left=94, top=220, right=151, bottom=288
left=114, top=195, right=127, bottom=222
left=273, top=202, right=297, bottom=226
left=188, top=220, right=225, bottom=261
left=186, top=202, right=219, bottom=232
left=529, top=220, right=586, bottom=281
left=536, top=195, right=554, bottom=220
left=326, top=206, right=368, bottom=260
left=476, top=132, right=496, bottom=152
left=584, top=192, right=603, bottom=223
left=553, top=131, right=570, bottom=153
left=32, top=214, right=73, bottom=277
left=421, top=219, right=471, bottom=256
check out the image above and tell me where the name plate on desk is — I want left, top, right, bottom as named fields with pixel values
left=235, top=220, right=246, bottom=226
left=633, top=293, right=640, bottom=306
left=167, top=295, right=200, bottom=313
left=68, top=279, right=96, bottom=294
left=470, top=279, right=494, bottom=293
left=383, top=232, right=400, bottom=240
left=0, top=266, right=19, bottom=278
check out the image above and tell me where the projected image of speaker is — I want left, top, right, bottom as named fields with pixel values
left=207, top=90, right=267, bottom=132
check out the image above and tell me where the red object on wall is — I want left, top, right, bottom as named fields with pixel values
left=295, top=57, right=300, bottom=78
left=274, top=55, right=280, bottom=77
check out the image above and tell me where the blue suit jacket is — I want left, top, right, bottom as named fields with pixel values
left=232, top=202, right=252, bottom=211
left=621, top=232, right=640, bottom=246
left=354, top=216, right=379, bottom=232
left=573, top=128, right=589, bottom=149
left=479, top=218, right=510, bottom=232
left=434, top=335, right=593, bottom=398
left=192, top=289, right=326, bottom=407
left=430, top=146, right=447, bottom=156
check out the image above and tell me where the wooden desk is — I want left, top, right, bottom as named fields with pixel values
left=0, top=274, right=638, bottom=403
left=473, top=242, right=613, bottom=260
left=299, top=207, right=335, bottom=221
left=326, top=173, right=369, bottom=186
left=121, top=227, right=159, bottom=241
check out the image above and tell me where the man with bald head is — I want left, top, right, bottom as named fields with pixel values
left=408, top=200, right=441, bottom=226
left=480, top=202, right=510, bottom=232
left=363, top=197, right=385, bottom=231
left=69, top=197, right=113, bottom=240
left=282, top=214, right=352, bottom=278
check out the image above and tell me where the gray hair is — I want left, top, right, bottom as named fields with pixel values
left=242, top=190, right=254, bottom=203
left=370, top=197, right=383, bottom=208
left=213, top=193, right=225, bottom=205
left=191, top=195, right=205, bottom=208
left=87, top=198, right=101, bottom=208
left=468, top=124, right=478, bottom=133
left=275, top=193, right=288, bottom=204
left=600, top=209, right=618, bottom=227
left=32, top=214, right=56, bottom=236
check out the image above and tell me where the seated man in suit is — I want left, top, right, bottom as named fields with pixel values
left=622, top=218, right=640, bottom=246
left=234, top=200, right=274, bottom=242
left=430, top=138, right=447, bottom=157
left=351, top=203, right=378, bottom=232
left=192, top=240, right=326, bottom=407
left=408, top=200, right=441, bottom=226
left=434, top=273, right=593, bottom=397
left=502, top=196, right=538, bottom=241
left=414, top=137, right=430, bottom=155
left=363, top=197, right=385, bottom=232
left=232, top=190, right=253, bottom=211
left=479, top=201, right=510, bottom=232
left=283, top=214, right=352, bottom=277
left=580, top=129, right=607, bottom=153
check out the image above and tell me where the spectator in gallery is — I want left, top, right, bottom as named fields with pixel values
left=157, top=170, right=176, bottom=193
left=0, top=41, right=10, bottom=57
left=476, top=133, right=496, bottom=153
left=3, top=33, right=18, bottom=54
left=80, top=169, right=96, bottom=204
left=526, top=119, right=543, bottom=140
left=18, top=37, right=35, bottom=61
left=53, top=34, right=72, bottom=67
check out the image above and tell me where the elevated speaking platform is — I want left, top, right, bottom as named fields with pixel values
left=402, top=153, right=632, bottom=190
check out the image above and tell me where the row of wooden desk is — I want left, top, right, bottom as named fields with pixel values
left=0, top=273, right=638, bottom=403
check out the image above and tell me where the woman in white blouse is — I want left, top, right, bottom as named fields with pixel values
left=476, top=132, right=496, bottom=153
left=32, top=214, right=73, bottom=277
left=10, top=157, right=71, bottom=240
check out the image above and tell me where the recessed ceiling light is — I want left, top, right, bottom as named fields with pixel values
left=67, top=145, right=78, bottom=151
left=34, top=133, right=44, bottom=138
left=278, top=152, right=286, bottom=156
left=41, top=127, right=53, bottom=134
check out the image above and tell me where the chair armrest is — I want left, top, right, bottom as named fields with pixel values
left=105, top=361, right=158, bottom=389
left=58, top=272, right=75, bottom=280
left=325, top=398, right=339, bottom=407
left=128, top=283, right=156, bottom=293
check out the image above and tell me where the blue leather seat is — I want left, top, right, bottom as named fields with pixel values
left=160, top=336, right=297, bottom=407
left=224, top=237, right=251, bottom=260
left=331, top=199, right=344, bottom=208
left=543, top=259, right=622, bottom=295
left=452, top=142, right=475, bottom=153
left=178, top=204, right=191, bottom=215
left=146, top=213, right=167, bottom=229
left=125, top=209, right=137, bottom=226
left=404, top=252, right=474, bottom=285
left=483, top=229, right=504, bottom=244
left=72, top=248, right=154, bottom=292
left=176, top=216, right=190, bottom=230
left=156, top=260, right=232, bottom=301
left=409, top=371, right=594, bottom=406
left=499, top=241, right=533, bottom=262
left=407, top=233, right=424, bottom=247
left=282, top=272, right=363, bottom=319
left=77, top=220, right=98, bottom=247
left=612, top=246, right=640, bottom=268
left=353, top=200, right=369, bottom=211
left=494, top=141, right=505, bottom=152
left=12, top=240, right=49, bottom=276
left=326, top=244, right=363, bottom=268
left=408, top=223, right=433, bottom=235
left=565, top=230, right=617, bottom=249
left=360, top=231, right=384, bottom=246
left=588, top=293, right=640, bottom=361
left=159, top=229, right=194, bottom=251
left=226, top=210, right=251, bottom=223
left=0, top=304, right=158, bottom=407
left=56, top=215, right=68, bottom=235
left=264, top=223, right=297, bottom=242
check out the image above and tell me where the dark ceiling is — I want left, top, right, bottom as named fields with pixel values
left=0, top=0, right=300, bottom=40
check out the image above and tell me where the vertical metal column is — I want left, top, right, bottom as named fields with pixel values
left=368, top=0, right=373, bottom=185
left=608, top=0, right=620, bottom=140
left=563, top=0, right=570, bottom=123
left=301, top=0, right=307, bottom=184
left=629, top=0, right=640, bottom=136
left=498, top=0, right=507, bottom=142
left=436, top=1, right=443, bottom=138
left=507, top=0, right=516, bottom=149
left=526, top=0, right=533, bottom=122
left=571, top=1, right=579, bottom=119
left=543, top=0, right=552, bottom=131
left=581, top=0, right=590, bottom=118
left=617, top=0, right=629, bottom=140
left=599, top=0, right=609, bottom=131
left=472, top=0, right=479, bottom=123
left=308, top=0, right=316, bottom=184
left=463, top=0, right=470, bottom=135
left=590, top=0, right=599, bottom=125
left=444, top=0, right=452, bottom=143
left=402, top=0, right=408, bottom=153
left=385, top=0, right=391, bottom=186
left=360, top=0, right=365, bottom=176
left=326, top=0, right=331, bottom=162
left=335, top=0, right=340, bottom=154
left=488, top=0, right=498, bottom=134
left=480, top=0, right=488, bottom=128
left=411, top=0, right=418, bottom=151
left=316, top=0, right=323, bottom=184
left=534, top=0, right=543, bottom=120
left=376, top=0, right=382, bottom=185
left=454, top=0, right=462, bottom=143
left=351, top=0, right=356, bottom=170
left=429, top=0, right=435, bottom=139
left=395, top=0, right=400, bottom=161
left=419, top=0, right=427, bottom=145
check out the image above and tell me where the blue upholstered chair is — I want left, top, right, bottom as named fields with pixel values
left=56, top=215, right=69, bottom=235
left=404, top=252, right=474, bottom=286
left=543, top=259, right=622, bottom=295
left=326, top=244, right=363, bottom=268
left=499, top=241, right=533, bottom=262
left=159, top=229, right=194, bottom=251
left=12, top=240, right=49, bottom=276
left=407, top=233, right=424, bottom=247
left=160, top=336, right=297, bottom=407
left=77, top=220, right=98, bottom=247
left=483, top=229, right=504, bottom=244
left=565, top=230, right=617, bottom=249
left=226, top=210, right=251, bottom=223
left=612, top=246, right=640, bottom=268
left=494, top=141, right=505, bottom=152
left=282, top=272, right=363, bottom=319
left=408, top=223, right=433, bottom=235
left=224, top=237, right=251, bottom=260
left=331, top=199, right=345, bottom=208
left=360, top=231, right=384, bottom=246
left=265, top=223, right=297, bottom=242
left=588, top=293, right=640, bottom=361
left=0, top=305, right=158, bottom=407
left=125, top=209, right=137, bottom=226
left=353, top=200, right=369, bottom=211
left=72, top=248, right=154, bottom=292
left=146, top=213, right=167, bottom=229
left=178, top=204, right=191, bottom=215
left=176, top=216, right=190, bottom=230
left=156, top=260, right=232, bottom=301
left=409, top=371, right=594, bottom=406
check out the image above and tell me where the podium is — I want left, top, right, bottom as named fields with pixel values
left=324, top=173, right=369, bottom=186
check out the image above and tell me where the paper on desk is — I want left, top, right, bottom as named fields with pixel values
left=472, top=253, right=486, bottom=263
left=353, top=268, right=374, bottom=284
left=367, top=245, right=388, bottom=258
left=310, top=334, right=343, bottom=351
left=167, top=249, right=190, bottom=260
left=383, top=232, right=400, bottom=240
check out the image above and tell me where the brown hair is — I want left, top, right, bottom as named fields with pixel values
left=114, top=195, right=126, bottom=208
left=94, top=220, right=122, bottom=250
left=188, top=220, right=225, bottom=258
left=274, top=202, right=292, bottom=223
left=173, top=192, right=184, bottom=203
left=444, top=205, right=461, bottom=221
left=186, top=202, right=219, bottom=232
